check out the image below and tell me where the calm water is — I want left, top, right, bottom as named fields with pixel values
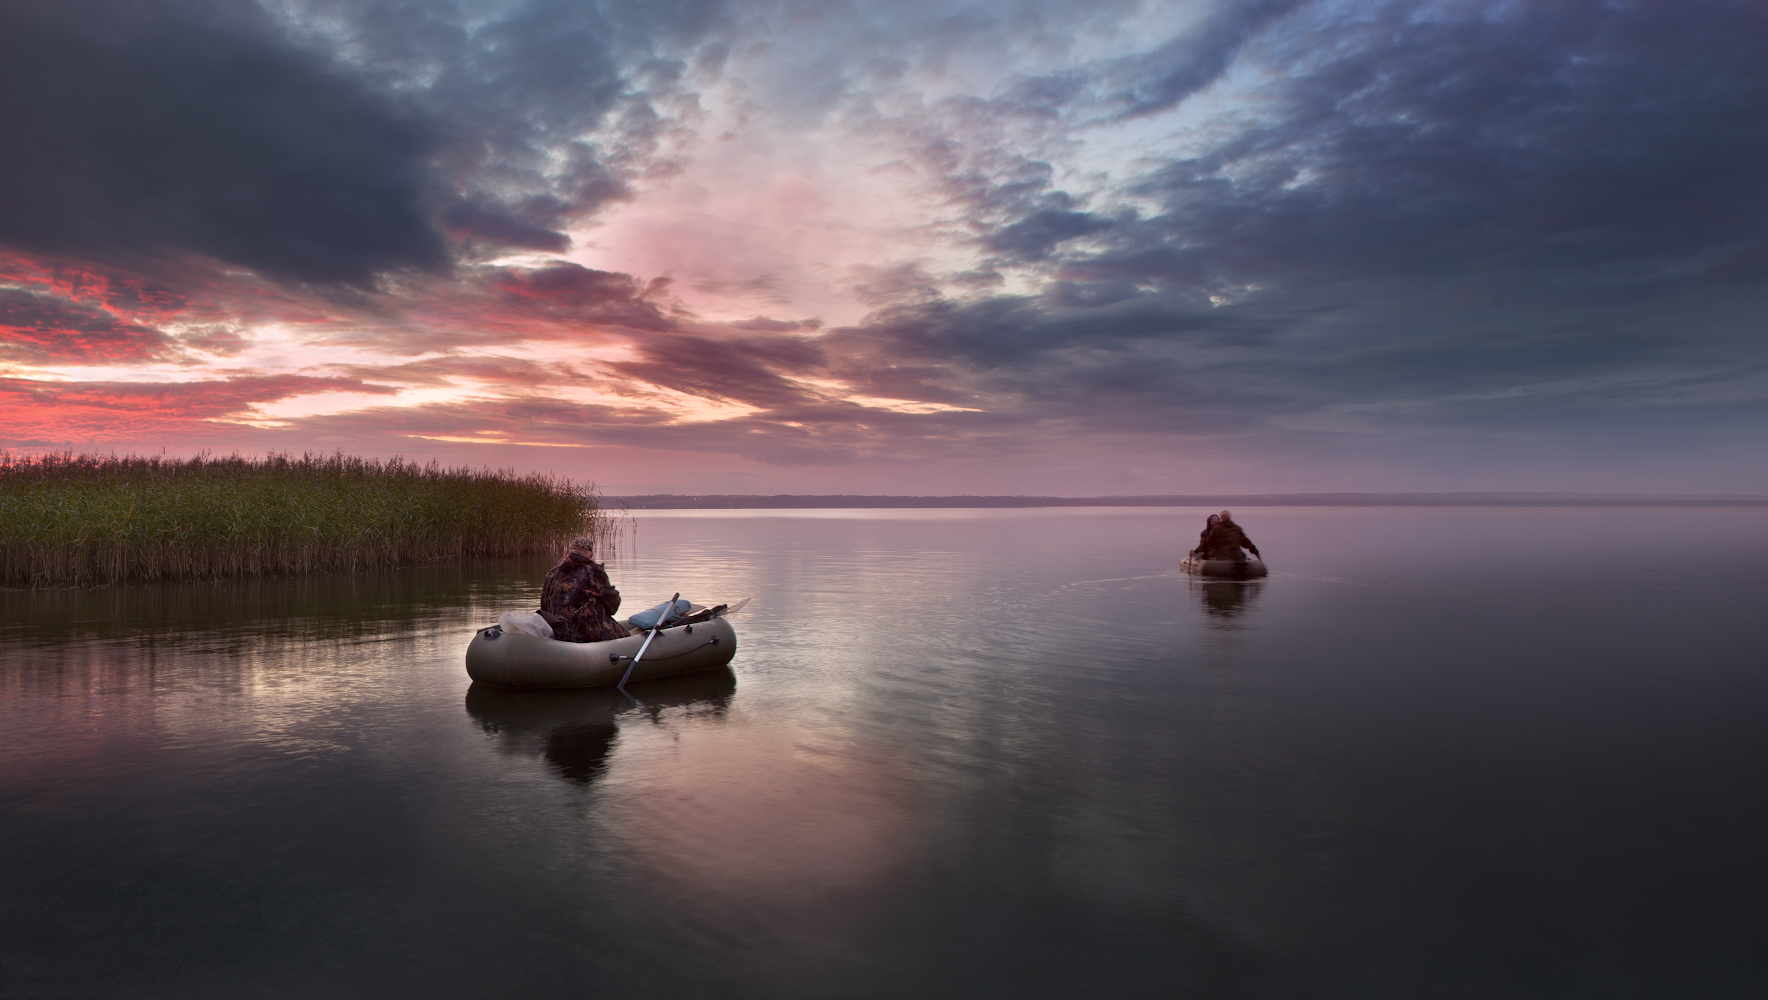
left=3, top=507, right=1766, bottom=999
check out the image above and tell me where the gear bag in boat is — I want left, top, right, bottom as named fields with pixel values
left=628, top=597, right=693, bottom=630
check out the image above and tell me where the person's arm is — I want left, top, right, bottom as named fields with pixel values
left=1228, top=525, right=1259, bottom=558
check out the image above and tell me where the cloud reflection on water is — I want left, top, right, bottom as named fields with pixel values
left=609, top=715, right=918, bottom=974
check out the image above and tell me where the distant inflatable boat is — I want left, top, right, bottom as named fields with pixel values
left=1180, top=554, right=1269, bottom=579
left=465, top=605, right=737, bottom=689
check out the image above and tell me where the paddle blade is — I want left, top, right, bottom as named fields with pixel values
left=719, top=597, right=753, bottom=616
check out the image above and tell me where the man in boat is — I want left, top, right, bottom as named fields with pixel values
left=1199, top=510, right=1262, bottom=562
left=537, top=537, right=630, bottom=642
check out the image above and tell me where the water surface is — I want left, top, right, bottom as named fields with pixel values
left=4, top=507, right=1766, bottom=998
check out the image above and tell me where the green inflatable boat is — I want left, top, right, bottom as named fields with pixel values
left=1179, top=553, right=1269, bottom=579
left=465, top=604, right=738, bottom=689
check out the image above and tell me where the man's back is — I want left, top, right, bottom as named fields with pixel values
left=1201, top=521, right=1259, bottom=561
left=539, top=548, right=628, bottom=642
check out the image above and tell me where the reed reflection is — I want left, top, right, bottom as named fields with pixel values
left=464, top=668, right=737, bottom=786
left=0, top=556, right=557, bottom=653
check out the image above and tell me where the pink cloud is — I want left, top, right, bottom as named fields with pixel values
left=0, top=375, right=396, bottom=443
left=0, top=294, right=168, bottom=364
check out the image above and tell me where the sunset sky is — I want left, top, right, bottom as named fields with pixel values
left=2, top=0, right=1764, bottom=495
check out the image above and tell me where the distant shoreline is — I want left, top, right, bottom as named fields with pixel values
left=608, top=492, right=1768, bottom=510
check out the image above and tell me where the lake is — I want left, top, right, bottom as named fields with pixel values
left=3, top=507, right=1766, bottom=998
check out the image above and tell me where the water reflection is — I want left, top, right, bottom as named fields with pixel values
left=7, top=508, right=1766, bottom=999
left=465, top=668, right=737, bottom=786
left=1193, top=579, right=1262, bottom=625
left=615, top=717, right=917, bottom=974
left=0, top=556, right=557, bottom=650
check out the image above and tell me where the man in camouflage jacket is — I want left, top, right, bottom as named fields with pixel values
left=537, top=538, right=630, bottom=642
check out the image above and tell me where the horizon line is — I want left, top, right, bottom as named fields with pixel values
left=604, top=491, right=1768, bottom=509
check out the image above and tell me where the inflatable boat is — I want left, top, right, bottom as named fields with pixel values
left=465, top=605, right=737, bottom=689
left=1180, top=553, right=1269, bottom=579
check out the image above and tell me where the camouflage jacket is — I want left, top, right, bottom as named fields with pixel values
left=538, top=551, right=629, bottom=643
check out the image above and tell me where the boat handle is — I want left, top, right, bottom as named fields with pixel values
left=608, top=636, right=720, bottom=664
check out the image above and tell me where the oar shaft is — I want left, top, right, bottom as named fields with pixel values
left=617, top=592, right=679, bottom=690
left=617, top=630, right=657, bottom=688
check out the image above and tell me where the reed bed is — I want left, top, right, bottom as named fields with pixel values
left=1, top=452, right=612, bottom=587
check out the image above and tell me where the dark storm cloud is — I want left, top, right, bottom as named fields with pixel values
left=0, top=0, right=447, bottom=287
left=0, top=0, right=717, bottom=288
left=442, top=202, right=572, bottom=254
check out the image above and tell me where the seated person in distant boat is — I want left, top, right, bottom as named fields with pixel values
left=1199, top=510, right=1261, bottom=562
left=537, top=537, right=630, bottom=643
left=1192, top=513, right=1221, bottom=555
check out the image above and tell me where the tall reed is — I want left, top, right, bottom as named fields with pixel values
left=0, top=452, right=611, bottom=587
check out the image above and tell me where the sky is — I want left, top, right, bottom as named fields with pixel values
left=2, top=0, right=1765, bottom=496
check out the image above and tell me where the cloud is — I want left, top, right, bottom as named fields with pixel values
left=0, top=0, right=448, bottom=288
left=325, top=355, right=585, bottom=389
left=442, top=202, right=573, bottom=254
left=0, top=374, right=397, bottom=443
left=268, top=0, right=718, bottom=255
left=1096, top=0, right=1303, bottom=119
left=982, top=208, right=1116, bottom=262
left=0, top=0, right=713, bottom=289
left=608, top=329, right=829, bottom=409
left=491, top=263, right=675, bottom=331
left=825, top=0, right=1768, bottom=458
left=1102, top=0, right=1768, bottom=287
left=0, top=289, right=172, bottom=363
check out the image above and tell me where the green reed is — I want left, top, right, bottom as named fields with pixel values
left=0, top=452, right=611, bottom=587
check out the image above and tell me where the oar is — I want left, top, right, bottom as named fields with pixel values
left=617, top=592, right=679, bottom=691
